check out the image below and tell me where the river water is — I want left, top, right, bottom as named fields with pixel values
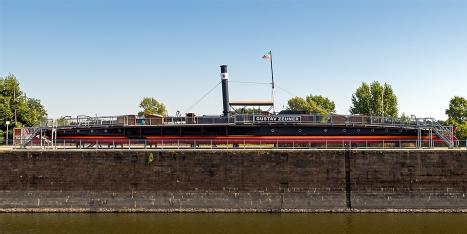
left=1, top=213, right=466, bottom=234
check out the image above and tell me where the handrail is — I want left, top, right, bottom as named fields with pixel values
left=36, top=113, right=451, bottom=130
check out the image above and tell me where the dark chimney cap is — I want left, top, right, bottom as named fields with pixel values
left=220, top=65, right=228, bottom=73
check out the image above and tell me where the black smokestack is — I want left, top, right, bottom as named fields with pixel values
left=220, top=65, right=229, bottom=117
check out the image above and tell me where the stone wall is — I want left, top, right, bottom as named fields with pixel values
left=0, top=149, right=466, bottom=212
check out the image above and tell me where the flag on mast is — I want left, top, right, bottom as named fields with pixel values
left=262, top=51, right=272, bottom=60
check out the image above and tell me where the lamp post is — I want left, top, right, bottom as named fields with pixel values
left=5, top=121, right=10, bottom=145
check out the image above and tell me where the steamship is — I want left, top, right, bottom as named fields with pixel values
left=29, top=65, right=453, bottom=147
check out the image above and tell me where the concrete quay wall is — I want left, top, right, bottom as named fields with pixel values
left=0, top=149, right=466, bottom=212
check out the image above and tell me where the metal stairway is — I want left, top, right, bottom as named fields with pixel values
left=430, top=120, right=454, bottom=148
left=415, top=118, right=454, bottom=148
left=20, top=127, right=42, bottom=148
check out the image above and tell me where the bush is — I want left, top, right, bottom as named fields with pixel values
left=145, top=152, right=154, bottom=165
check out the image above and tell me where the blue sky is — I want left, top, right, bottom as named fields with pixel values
left=1, top=0, right=466, bottom=120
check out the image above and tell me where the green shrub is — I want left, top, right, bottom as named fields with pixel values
left=145, top=152, right=154, bottom=165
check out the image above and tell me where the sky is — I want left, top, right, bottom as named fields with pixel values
left=0, top=0, right=466, bottom=120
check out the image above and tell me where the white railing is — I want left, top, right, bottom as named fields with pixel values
left=13, top=138, right=467, bottom=150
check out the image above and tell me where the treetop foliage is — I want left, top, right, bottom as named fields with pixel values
left=138, top=97, right=167, bottom=116
left=287, top=94, right=336, bottom=115
left=0, top=74, right=47, bottom=131
left=445, top=96, right=467, bottom=139
left=349, top=81, right=398, bottom=118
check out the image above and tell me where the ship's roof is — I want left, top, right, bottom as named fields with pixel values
left=229, top=100, right=274, bottom=106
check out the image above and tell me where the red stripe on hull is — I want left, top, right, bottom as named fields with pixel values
left=56, top=135, right=439, bottom=145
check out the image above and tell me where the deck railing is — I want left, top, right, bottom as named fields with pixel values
left=13, top=138, right=467, bottom=150
left=36, top=113, right=446, bottom=129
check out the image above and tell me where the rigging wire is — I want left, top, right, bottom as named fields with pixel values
left=230, top=81, right=271, bottom=85
left=184, top=81, right=222, bottom=113
left=275, top=84, right=298, bottom=97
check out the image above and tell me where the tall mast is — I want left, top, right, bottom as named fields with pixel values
left=269, top=51, right=275, bottom=114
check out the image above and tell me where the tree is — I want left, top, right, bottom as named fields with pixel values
left=446, top=96, right=467, bottom=140
left=0, top=74, right=48, bottom=141
left=19, top=98, right=47, bottom=127
left=138, top=97, right=167, bottom=116
left=350, top=81, right=398, bottom=118
left=287, top=95, right=335, bottom=115
left=455, top=123, right=467, bottom=140
left=446, top=96, right=467, bottom=124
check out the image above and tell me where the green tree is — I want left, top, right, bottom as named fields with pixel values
left=138, top=97, right=167, bottom=116
left=0, top=74, right=48, bottom=140
left=20, top=98, right=47, bottom=126
left=350, top=81, right=398, bottom=117
left=446, top=96, right=467, bottom=124
left=446, top=96, right=467, bottom=140
left=455, top=123, right=467, bottom=140
left=287, top=95, right=336, bottom=115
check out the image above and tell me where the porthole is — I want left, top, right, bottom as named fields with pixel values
left=298, top=129, right=302, bottom=133
left=104, top=129, right=108, bottom=133
left=324, top=129, right=328, bottom=132
left=371, top=129, right=375, bottom=132
left=76, top=130, right=80, bottom=133
left=271, top=129, right=275, bottom=133
left=357, top=129, right=360, bottom=132
left=343, top=129, right=347, bottom=133
left=90, top=129, right=94, bottom=133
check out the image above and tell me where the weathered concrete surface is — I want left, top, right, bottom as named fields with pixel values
left=0, top=149, right=466, bottom=212
left=350, top=150, right=467, bottom=209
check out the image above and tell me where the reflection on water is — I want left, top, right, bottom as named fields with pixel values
left=1, top=213, right=467, bottom=234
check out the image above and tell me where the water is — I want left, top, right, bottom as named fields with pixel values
left=1, top=213, right=466, bottom=234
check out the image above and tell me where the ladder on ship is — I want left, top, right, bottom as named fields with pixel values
left=415, top=118, right=454, bottom=148
left=19, top=127, right=42, bottom=148
left=19, top=127, right=56, bottom=148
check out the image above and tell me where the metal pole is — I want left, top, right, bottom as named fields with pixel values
left=5, top=123, right=9, bottom=145
left=429, top=129, right=433, bottom=148
left=40, top=128, right=43, bottom=148
left=269, top=51, right=275, bottom=114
